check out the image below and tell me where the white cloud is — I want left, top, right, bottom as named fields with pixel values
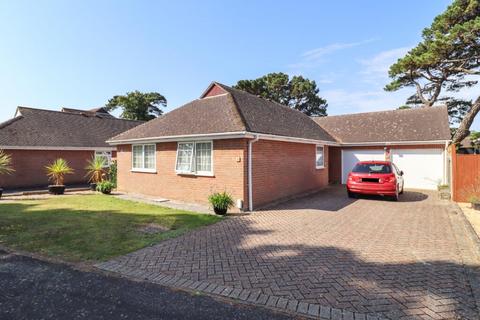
left=358, top=47, right=411, bottom=84
left=288, top=38, right=378, bottom=70
left=323, top=88, right=411, bottom=115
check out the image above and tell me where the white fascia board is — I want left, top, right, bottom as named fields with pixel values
left=0, top=146, right=116, bottom=151
left=108, top=131, right=340, bottom=146
left=339, top=140, right=451, bottom=147
left=254, top=133, right=339, bottom=146
left=107, top=131, right=252, bottom=145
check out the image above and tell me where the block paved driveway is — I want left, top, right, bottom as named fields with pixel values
left=99, top=187, right=480, bottom=319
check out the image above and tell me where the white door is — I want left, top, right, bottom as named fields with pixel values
left=391, top=149, right=444, bottom=190
left=341, top=149, right=385, bottom=183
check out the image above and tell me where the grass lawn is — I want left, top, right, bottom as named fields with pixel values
left=0, top=194, right=221, bottom=262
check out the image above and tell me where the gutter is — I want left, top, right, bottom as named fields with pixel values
left=248, top=135, right=260, bottom=212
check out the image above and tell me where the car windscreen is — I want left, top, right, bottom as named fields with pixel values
left=352, top=163, right=392, bottom=174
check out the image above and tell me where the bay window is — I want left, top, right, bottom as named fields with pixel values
left=316, top=145, right=324, bottom=169
left=132, top=144, right=156, bottom=172
left=176, top=141, right=213, bottom=175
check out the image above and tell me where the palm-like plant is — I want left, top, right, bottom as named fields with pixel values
left=85, top=156, right=106, bottom=184
left=45, top=158, right=74, bottom=186
left=0, top=150, right=14, bottom=175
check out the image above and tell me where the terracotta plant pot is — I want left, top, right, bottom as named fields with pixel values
left=472, top=202, right=480, bottom=211
left=90, top=183, right=97, bottom=191
left=48, top=185, right=66, bottom=195
left=213, top=207, right=228, bottom=215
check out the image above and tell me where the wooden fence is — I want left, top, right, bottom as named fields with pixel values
left=452, top=146, right=480, bottom=202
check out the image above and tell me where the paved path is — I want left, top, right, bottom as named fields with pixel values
left=98, top=187, right=480, bottom=319
left=0, top=250, right=294, bottom=320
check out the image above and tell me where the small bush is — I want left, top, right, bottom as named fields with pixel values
left=109, top=160, right=118, bottom=188
left=437, top=184, right=449, bottom=191
left=208, top=191, right=234, bottom=210
left=96, top=181, right=115, bottom=194
left=468, top=195, right=480, bottom=204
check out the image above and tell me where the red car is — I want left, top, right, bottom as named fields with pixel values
left=346, top=161, right=404, bottom=201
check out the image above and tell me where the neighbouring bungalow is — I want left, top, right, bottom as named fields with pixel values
left=107, top=82, right=451, bottom=211
left=0, top=107, right=142, bottom=189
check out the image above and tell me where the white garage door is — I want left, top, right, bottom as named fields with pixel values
left=341, top=149, right=385, bottom=183
left=391, top=149, right=444, bottom=190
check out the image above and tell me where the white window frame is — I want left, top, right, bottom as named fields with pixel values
left=94, top=151, right=112, bottom=168
left=175, top=141, right=213, bottom=176
left=315, top=145, right=325, bottom=169
left=131, top=144, right=156, bottom=173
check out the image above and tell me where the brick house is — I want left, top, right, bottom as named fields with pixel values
left=107, top=82, right=451, bottom=211
left=0, top=107, right=142, bottom=189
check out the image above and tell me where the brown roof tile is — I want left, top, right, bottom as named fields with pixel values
left=312, top=106, right=451, bottom=143
left=0, top=107, right=142, bottom=148
left=110, top=82, right=336, bottom=142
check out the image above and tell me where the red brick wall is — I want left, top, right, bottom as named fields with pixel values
left=116, top=139, right=248, bottom=208
left=0, top=149, right=95, bottom=189
left=203, top=84, right=227, bottom=98
left=251, top=140, right=329, bottom=208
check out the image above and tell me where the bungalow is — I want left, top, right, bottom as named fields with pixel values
left=107, top=82, right=451, bottom=211
left=0, top=107, right=142, bottom=189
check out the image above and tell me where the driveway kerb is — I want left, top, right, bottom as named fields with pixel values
left=98, top=262, right=387, bottom=320
left=449, top=202, right=480, bottom=316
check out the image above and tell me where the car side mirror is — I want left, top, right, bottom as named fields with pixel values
left=400, top=171, right=404, bottom=176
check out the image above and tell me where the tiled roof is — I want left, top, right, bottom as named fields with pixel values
left=0, top=107, right=142, bottom=148
left=312, top=106, right=451, bottom=143
left=110, top=82, right=337, bottom=142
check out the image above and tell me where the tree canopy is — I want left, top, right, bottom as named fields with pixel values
left=105, top=91, right=167, bottom=121
left=385, top=0, right=480, bottom=143
left=234, top=72, right=328, bottom=116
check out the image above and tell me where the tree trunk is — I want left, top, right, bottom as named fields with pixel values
left=452, top=96, right=480, bottom=144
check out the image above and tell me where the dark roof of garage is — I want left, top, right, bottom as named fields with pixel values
left=312, top=106, right=451, bottom=143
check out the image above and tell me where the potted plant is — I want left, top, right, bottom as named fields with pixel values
left=469, top=196, right=480, bottom=211
left=0, top=150, right=15, bottom=199
left=96, top=180, right=115, bottom=195
left=85, top=156, right=106, bottom=190
left=208, top=191, right=234, bottom=215
left=45, top=158, right=74, bottom=195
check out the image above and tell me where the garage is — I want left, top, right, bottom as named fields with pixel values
left=341, top=149, right=385, bottom=183
left=391, top=148, right=445, bottom=190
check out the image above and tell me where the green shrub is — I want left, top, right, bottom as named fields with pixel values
left=468, top=195, right=480, bottom=204
left=109, top=160, right=117, bottom=187
left=96, top=181, right=115, bottom=194
left=208, top=191, right=234, bottom=210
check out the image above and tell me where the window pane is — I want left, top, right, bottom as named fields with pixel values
left=133, top=145, right=143, bottom=168
left=195, top=142, right=212, bottom=173
left=176, top=143, right=194, bottom=172
left=144, top=145, right=156, bottom=169
left=316, top=146, right=324, bottom=167
left=95, top=151, right=111, bottom=167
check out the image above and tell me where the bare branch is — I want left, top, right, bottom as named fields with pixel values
left=452, top=96, right=480, bottom=144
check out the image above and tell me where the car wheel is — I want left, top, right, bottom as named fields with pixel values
left=347, top=190, right=356, bottom=198
left=391, top=188, right=399, bottom=201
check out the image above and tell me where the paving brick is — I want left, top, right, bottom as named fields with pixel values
left=98, top=187, right=480, bottom=320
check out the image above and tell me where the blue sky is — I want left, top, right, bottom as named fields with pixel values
left=0, top=0, right=478, bottom=129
